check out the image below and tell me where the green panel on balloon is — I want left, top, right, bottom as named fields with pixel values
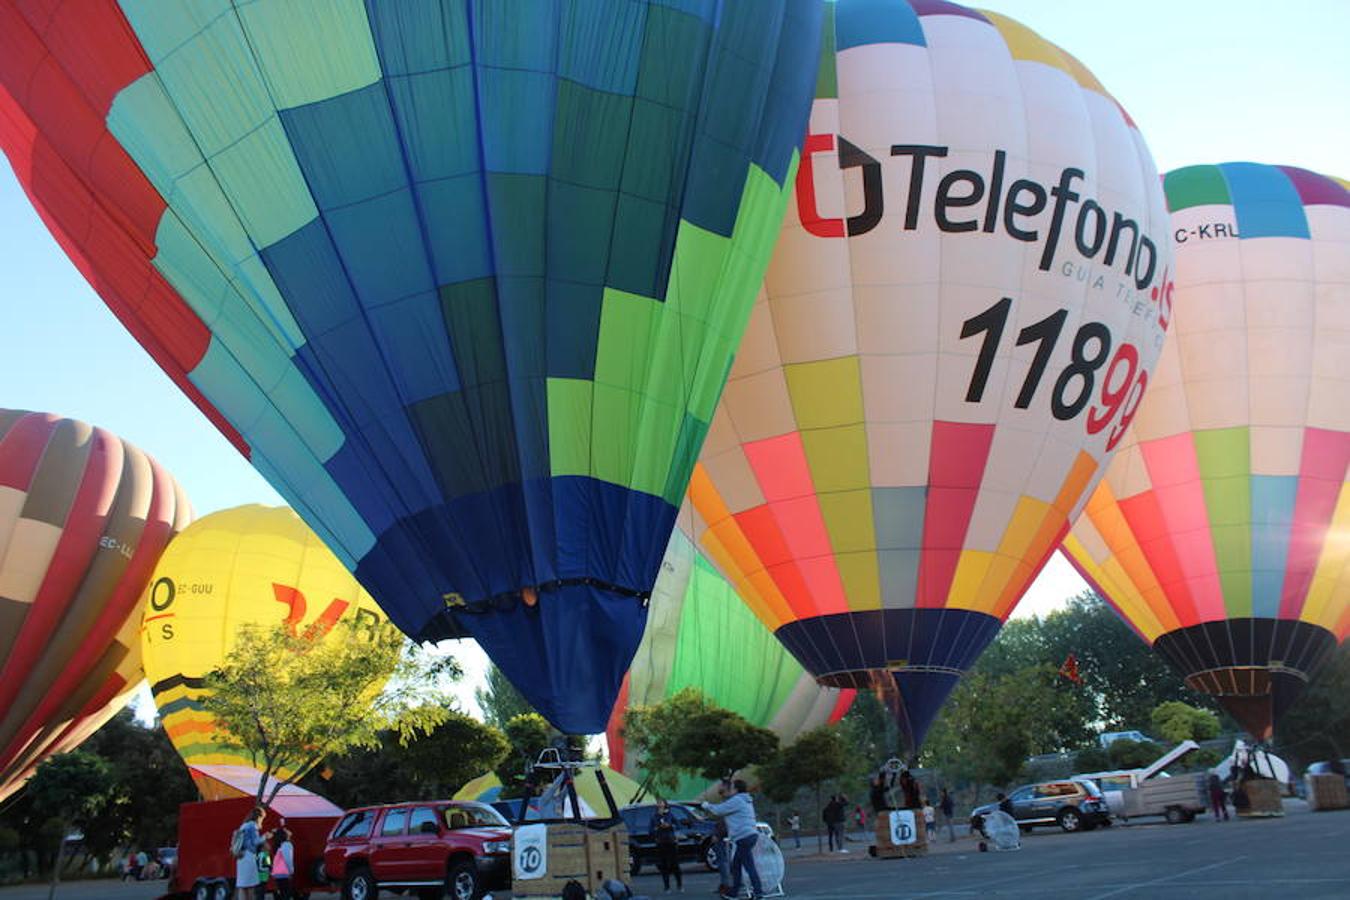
left=1195, top=427, right=1253, bottom=618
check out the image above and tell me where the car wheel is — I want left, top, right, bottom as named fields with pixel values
left=445, top=860, right=478, bottom=900
left=343, top=867, right=379, bottom=900
left=703, top=840, right=719, bottom=872
left=1057, top=808, right=1083, bottom=833
left=1164, top=806, right=1186, bottom=825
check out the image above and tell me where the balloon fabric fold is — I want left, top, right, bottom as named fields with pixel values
left=686, top=0, right=1173, bottom=751
left=0, top=0, right=825, bottom=732
left=1063, top=164, right=1350, bottom=740
left=0, top=409, right=190, bottom=802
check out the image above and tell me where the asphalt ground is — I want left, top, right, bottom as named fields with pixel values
left=5, top=801, right=1347, bottom=899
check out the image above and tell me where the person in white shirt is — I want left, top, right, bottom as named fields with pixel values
left=703, top=780, right=763, bottom=900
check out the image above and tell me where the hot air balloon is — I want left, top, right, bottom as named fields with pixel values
left=686, top=0, right=1174, bottom=752
left=0, top=0, right=825, bottom=732
left=1062, top=163, right=1350, bottom=740
left=141, top=504, right=394, bottom=798
left=0, top=409, right=190, bottom=802
left=605, top=507, right=855, bottom=780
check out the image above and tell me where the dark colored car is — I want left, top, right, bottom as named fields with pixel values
left=323, top=800, right=512, bottom=900
left=618, top=803, right=719, bottom=875
left=970, top=779, right=1111, bottom=834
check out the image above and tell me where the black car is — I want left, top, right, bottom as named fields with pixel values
left=618, top=803, right=720, bottom=875
left=970, top=779, right=1111, bottom=834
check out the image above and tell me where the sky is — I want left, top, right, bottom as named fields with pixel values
left=1, top=0, right=1346, bottom=723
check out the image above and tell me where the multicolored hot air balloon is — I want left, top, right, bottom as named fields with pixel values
left=0, top=0, right=824, bottom=733
left=0, top=409, right=190, bottom=802
left=141, top=505, right=393, bottom=796
left=605, top=509, right=855, bottom=779
left=686, top=0, right=1174, bottom=751
left=1063, top=163, right=1350, bottom=740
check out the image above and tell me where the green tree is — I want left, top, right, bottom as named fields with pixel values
left=202, top=620, right=452, bottom=805
left=1105, top=738, right=1168, bottom=769
left=495, top=713, right=556, bottom=799
left=81, top=710, right=197, bottom=855
left=622, top=689, right=779, bottom=795
left=1274, top=643, right=1350, bottom=768
left=26, top=752, right=116, bottom=898
left=757, top=727, right=849, bottom=854
left=475, top=665, right=536, bottom=729
left=922, top=663, right=1094, bottom=790
left=836, top=691, right=895, bottom=764
left=1150, top=701, right=1221, bottom=743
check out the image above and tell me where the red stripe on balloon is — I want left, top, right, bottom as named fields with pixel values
left=1278, top=428, right=1350, bottom=620
left=1138, top=434, right=1225, bottom=621
left=605, top=672, right=631, bottom=774
left=826, top=688, right=856, bottom=725
left=0, top=428, right=120, bottom=715
left=0, top=412, right=58, bottom=491
left=1117, top=489, right=1202, bottom=629
left=916, top=421, right=994, bottom=608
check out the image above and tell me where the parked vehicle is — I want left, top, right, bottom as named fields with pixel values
left=1076, top=741, right=1202, bottom=820
left=1098, top=730, right=1156, bottom=749
left=618, top=803, right=720, bottom=875
left=970, top=779, right=1111, bottom=834
left=157, top=847, right=178, bottom=880
left=322, top=800, right=512, bottom=900
left=164, top=789, right=341, bottom=900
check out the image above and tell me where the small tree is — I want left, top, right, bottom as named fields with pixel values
left=476, top=665, right=537, bottom=729
left=1150, top=701, right=1221, bottom=743
left=202, top=620, right=451, bottom=805
left=1106, top=738, right=1168, bottom=769
left=26, top=752, right=116, bottom=899
left=757, top=727, right=849, bottom=854
left=622, top=689, right=779, bottom=795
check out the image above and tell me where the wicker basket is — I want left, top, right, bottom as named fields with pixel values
left=1306, top=774, right=1350, bottom=811
left=1235, top=778, right=1284, bottom=818
left=873, top=810, right=928, bottom=859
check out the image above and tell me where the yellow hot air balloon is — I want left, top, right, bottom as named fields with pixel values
left=141, top=504, right=393, bottom=796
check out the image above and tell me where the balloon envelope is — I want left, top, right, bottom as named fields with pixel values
left=687, top=0, right=1173, bottom=750
left=141, top=504, right=393, bottom=795
left=0, top=1, right=824, bottom=732
left=1063, top=163, right=1350, bottom=739
left=604, top=507, right=854, bottom=779
left=0, top=409, right=189, bottom=801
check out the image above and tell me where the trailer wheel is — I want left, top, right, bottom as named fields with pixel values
left=192, top=881, right=209, bottom=900
left=1164, top=806, right=1186, bottom=824
left=210, top=880, right=231, bottom=900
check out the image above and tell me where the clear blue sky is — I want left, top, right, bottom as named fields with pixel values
left=2, top=1, right=1346, bottom=713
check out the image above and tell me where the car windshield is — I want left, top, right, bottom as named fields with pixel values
left=681, top=804, right=709, bottom=821
left=444, top=805, right=509, bottom=829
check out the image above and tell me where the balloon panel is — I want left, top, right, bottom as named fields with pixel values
left=0, top=410, right=189, bottom=800
left=605, top=506, right=853, bottom=778
left=1063, top=163, right=1350, bottom=737
left=0, top=1, right=824, bottom=732
left=687, top=0, right=1172, bottom=748
left=141, top=504, right=393, bottom=782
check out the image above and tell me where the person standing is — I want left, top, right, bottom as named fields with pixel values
left=822, top=795, right=845, bottom=853
left=651, top=800, right=683, bottom=893
left=939, top=788, right=956, bottom=842
left=1207, top=773, right=1230, bottom=822
left=787, top=812, right=801, bottom=849
left=233, top=807, right=265, bottom=900
left=271, top=827, right=295, bottom=900
left=703, top=780, right=763, bottom=900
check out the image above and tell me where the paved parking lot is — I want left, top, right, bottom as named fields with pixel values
left=6, top=801, right=1348, bottom=899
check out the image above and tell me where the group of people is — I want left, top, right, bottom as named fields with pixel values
left=231, top=806, right=296, bottom=899
left=120, top=848, right=168, bottom=881
left=650, top=779, right=769, bottom=899
left=868, top=769, right=958, bottom=844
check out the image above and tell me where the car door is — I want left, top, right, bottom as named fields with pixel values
left=1006, top=787, right=1037, bottom=822
left=370, top=807, right=409, bottom=882
left=399, top=806, right=443, bottom=883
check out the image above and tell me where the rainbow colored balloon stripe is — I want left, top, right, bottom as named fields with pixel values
left=0, top=1, right=823, bottom=731
left=1064, top=163, right=1350, bottom=737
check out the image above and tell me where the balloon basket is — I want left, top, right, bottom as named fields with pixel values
left=511, top=822, right=628, bottom=898
left=873, top=812, right=928, bottom=859
left=1235, top=779, right=1284, bottom=818
left=1305, top=774, right=1349, bottom=811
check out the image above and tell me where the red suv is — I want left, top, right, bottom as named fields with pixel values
left=323, top=800, right=512, bottom=900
